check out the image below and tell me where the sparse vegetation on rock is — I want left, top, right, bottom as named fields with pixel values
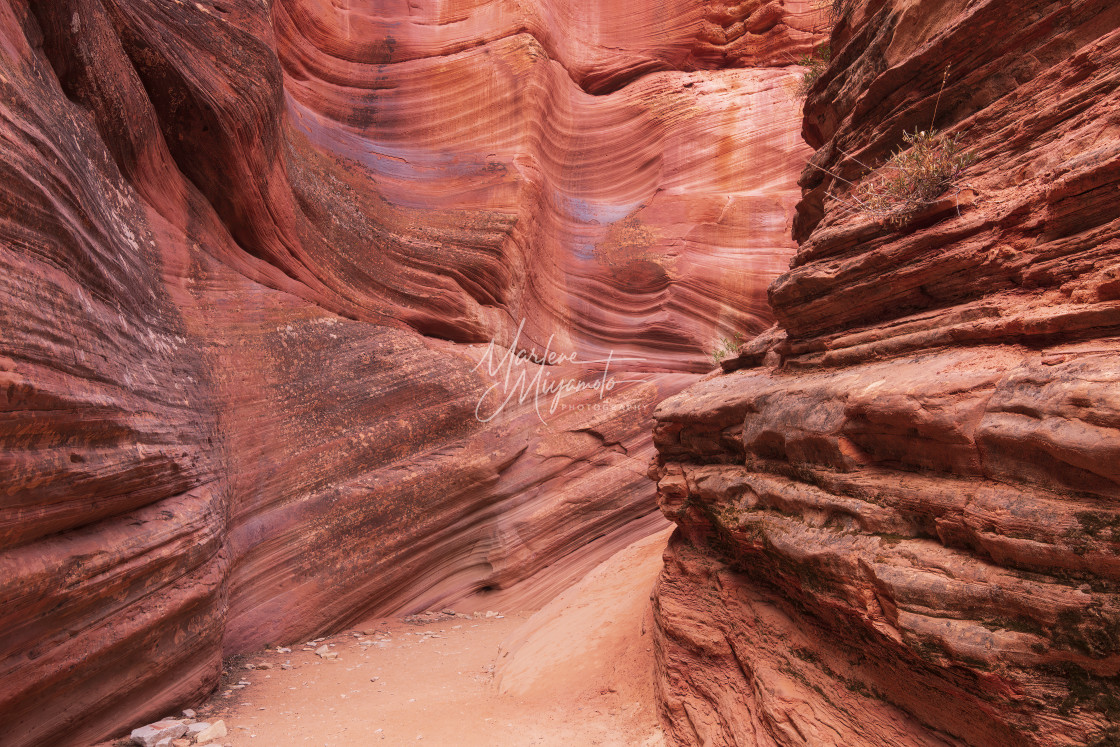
left=836, top=128, right=975, bottom=226
left=795, top=45, right=831, bottom=97
left=814, top=67, right=975, bottom=228
left=710, top=333, right=744, bottom=365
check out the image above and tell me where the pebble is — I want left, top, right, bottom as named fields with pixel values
left=316, top=644, right=340, bottom=660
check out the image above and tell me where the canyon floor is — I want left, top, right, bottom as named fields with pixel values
left=99, top=530, right=673, bottom=747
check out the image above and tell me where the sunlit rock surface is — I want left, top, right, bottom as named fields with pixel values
left=650, top=0, right=1120, bottom=744
left=0, top=0, right=815, bottom=743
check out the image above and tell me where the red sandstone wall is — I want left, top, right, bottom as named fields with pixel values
left=0, top=0, right=817, bottom=743
left=650, top=0, right=1120, bottom=744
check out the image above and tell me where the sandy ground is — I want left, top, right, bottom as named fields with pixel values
left=104, top=529, right=671, bottom=747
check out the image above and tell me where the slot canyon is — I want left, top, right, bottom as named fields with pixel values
left=1, top=0, right=1118, bottom=745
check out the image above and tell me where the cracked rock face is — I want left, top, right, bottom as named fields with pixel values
left=0, top=0, right=817, bottom=744
left=650, top=0, right=1120, bottom=745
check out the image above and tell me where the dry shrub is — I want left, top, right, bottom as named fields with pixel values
left=844, top=129, right=975, bottom=226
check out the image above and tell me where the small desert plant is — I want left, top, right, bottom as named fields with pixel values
left=710, top=333, right=744, bottom=365
left=793, top=0, right=844, bottom=99
left=814, top=68, right=975, bottom=227
left=795, top=45, right=831, bottom=97
left=842, top=128, right=976, bottom=226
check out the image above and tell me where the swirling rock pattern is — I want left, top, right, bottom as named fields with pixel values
left=0, top=0, right=814, bottom=744
left=276, top=0, right=817, bottom=366
left=650, top=0, right=1120, bottom=745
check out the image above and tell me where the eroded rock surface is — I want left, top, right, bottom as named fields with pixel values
left=650, top=1, right=1120, bottom=745
left=0, top=0, right=816, bottom=744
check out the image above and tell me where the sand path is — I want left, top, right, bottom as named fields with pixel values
left=138, top=528, right=671, bottom=747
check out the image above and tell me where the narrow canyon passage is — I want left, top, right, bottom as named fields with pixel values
left=4, top=0, right=1120, bottom=745
left=2, top=0, right=813, bottom=741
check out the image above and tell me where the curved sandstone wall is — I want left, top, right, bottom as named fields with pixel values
left=650, top=0, right=1120, bottom=744
left=0, top=0, right=818, bottom=744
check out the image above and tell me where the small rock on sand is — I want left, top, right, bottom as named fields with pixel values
left=130, top=720, right=187, bottom=747
left=194, top=720, right=227, bottom=743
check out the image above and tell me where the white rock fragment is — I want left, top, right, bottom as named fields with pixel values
left=130, top=720, right=187, bottom=747
left=194, top=719, right=227, bottom=743
left=186, top=722, right=210, bottom=736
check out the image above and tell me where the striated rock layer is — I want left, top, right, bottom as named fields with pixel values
left=0, top=0, right=817, bottom=744
left=650, top=0, right=1120, bottom=745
